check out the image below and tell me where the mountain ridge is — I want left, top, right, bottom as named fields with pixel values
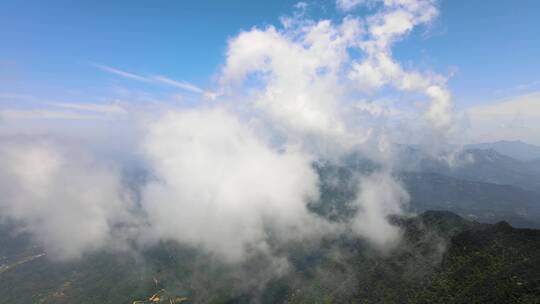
left=466, top=140, right=540, bottom=162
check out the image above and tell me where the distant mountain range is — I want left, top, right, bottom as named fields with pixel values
left=394, top=142, right=540, bottom=194
left=466, top=140, right=540, bottom=162
left=404, top=144, right=540, bottom=227
left=427, top=148, right=540, bottom=194
left=402, top=172, right=540, bottom=228
left=314, top=152, right=540, bottom=229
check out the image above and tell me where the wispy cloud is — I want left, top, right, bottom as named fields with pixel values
left=1, top=101, right=127, bottom=121
left=466, top=91, right=540, bottom=144
left=0, top=109, right=111, bottom=120
left=0, top=93, right=35, bottom=103
left=336, top=0, right=367, bottom=11
left=94, top=64, right=149, bottom=82
left=493, top=79, right=540, bottom=96
left=49, top=102, right=127, bottom=114
left=150, top=75, right=204, bottom=94
left=95, top=64, right=218, bottom=98
left=467, top=91, right=540, bottom=119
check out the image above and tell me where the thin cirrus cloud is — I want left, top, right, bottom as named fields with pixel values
left=94, top=63, right=219, bottom=99
left=0, top=109, right=110, bottom=121
left=0, top=96, right=127, bottom=122
left=48, top=102, right=127, bottom=114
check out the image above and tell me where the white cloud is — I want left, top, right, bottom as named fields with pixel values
left=215, top=0, right=447, bottom=255
left=0, top=136, right=134, bottom=260
left=214, top=0, right=453, bottom=253
left=221, top=0, right=453, bottom=143
left=140, top=108, right=331, bottom=262
left=466, top=92, right=540, bottom=145
left=349, top=0, right=451, bottom=130
left=350, top=171, right=409, bottom=249
left=220, top=18, right=362, bottom=142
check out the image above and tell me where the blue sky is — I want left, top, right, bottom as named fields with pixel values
left=1, top=0, right=539, bottom=107
left=1, top=0, right=540, bottom=144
